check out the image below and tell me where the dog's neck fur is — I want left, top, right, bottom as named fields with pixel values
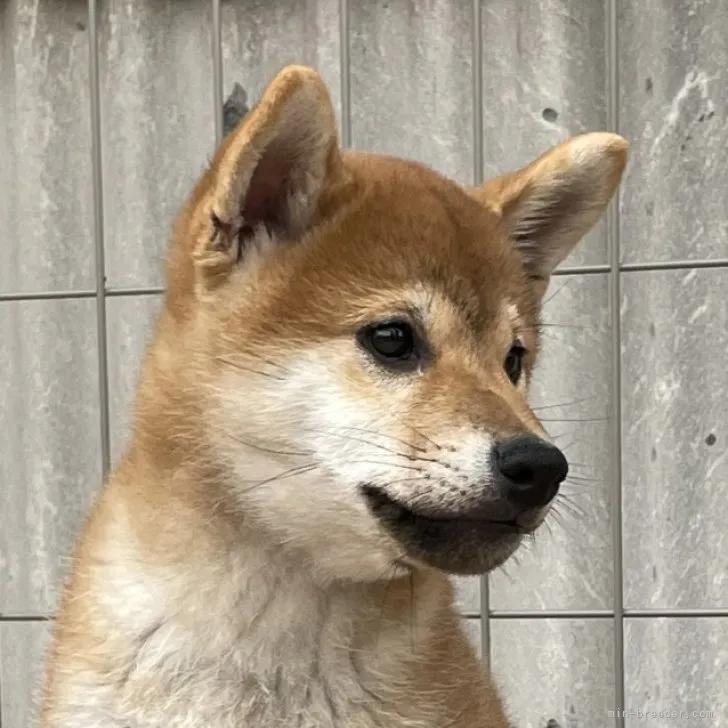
left=59, top=436, right=459, bottom=727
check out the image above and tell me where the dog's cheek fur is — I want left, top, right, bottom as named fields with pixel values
left=205, top=343, right=410, bottom=582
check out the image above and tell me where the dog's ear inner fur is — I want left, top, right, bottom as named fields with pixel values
left=474, top=132, right=628, bottom=285
left=193, top=65, right=341, bottom=290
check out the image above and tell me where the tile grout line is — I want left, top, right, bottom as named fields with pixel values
left=338, top=0, right=351, bottom=148
left=212, top=0, right=223, bottom=145
left=4, top=260, right=728, bottom=303
left=471, top=0, right=491, bottom=667
left=0, top=613, right=3, bottom=728
left=88, top=0, right=112, bottom=480
left=620, top=258, right=728, bottom=271
left=483, top=608, right=728, bottom=619
left=0, top=288, right=164, bottom=302
left=5, top=607, right=728, bottom=622
left=606, top=0, right=626, bottom=723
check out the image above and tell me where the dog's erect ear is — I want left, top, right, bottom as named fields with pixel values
left=193, top=65, right=341, bottom=290
left=474, top=132, right=628, bottom=284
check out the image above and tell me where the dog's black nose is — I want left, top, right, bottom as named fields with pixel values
left=494, top=435, right=568, bottom=508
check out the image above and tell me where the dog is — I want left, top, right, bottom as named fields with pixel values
left=40, top=65, right=627, bottom=727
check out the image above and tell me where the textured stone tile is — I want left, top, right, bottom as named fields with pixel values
left=349, top=0, right=474, bottom=183
left=106, top=294, right=163, bottom=465
left=619, top=0, right=728, bottom=263
left=624, top=618, right=727, bottom=728
left=0, top=621, right=51, bottom=728
left=622, top=269, right=728, bottom=609
left=461, top=617, right=483, bottom=660
left=454, top=577, right=481, bottom=615
left=480, top=0, right=608, bottom=267
left=0, top=0, right=94, bottom=293
left=491, top=618, right=615, bottom=728
left=0, top=300, right=102, bottom=616
left=490, top=275, right=614, bottom=610
left=221, top=0, right=341, bottom=127
left=98, top=0, right=215, bottom=289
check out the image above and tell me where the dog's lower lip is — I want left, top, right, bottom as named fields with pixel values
left=361, top=486, right=521, bottom=531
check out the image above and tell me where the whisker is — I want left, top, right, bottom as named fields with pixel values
left=494, top=561, right=516, bottom=584
left=565, top=474, right=601, bottom=484
left=344, top=460, right=425, bottom=473
left=542, top=517, right=555, bottom=538
left=223, top=432, right=312, bottom=459
left=386, top=415, right=446, bottom=452
left=554, top=495, right=587, bottom=519
left=375, top=565, right=398, bottom=652
left=539, top=416, right=608, bottom=424
left=215, top=355, right=286, bottom=381
left=561, top=483, right=597, bottom=492
left=558, top=486, right=595, bottom=497
left=304, top=427, right=435, bottom=462
left=375, top=474, right=432, bottom=487
left=340, top=424, right=435, bottom=455
left=237, top=463, right=320, bottom=496
left=408, top=570, right=416, bottom=653
left=543, top=280, right=571, bottom=307
left=557, top=502, right=586, bottom=521
left=537, top=322, right=587, bottom=330
left=216, top=348, right=292, bottom=375
left=531, top=396, right=599, bottom=412
left=548, top=506, right=567, bottom=529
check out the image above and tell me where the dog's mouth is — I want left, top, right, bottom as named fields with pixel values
left=361, top=485, right=522, bottom=531
left=360, top=485, right=526, bottom=575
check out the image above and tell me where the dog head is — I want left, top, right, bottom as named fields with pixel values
left=155, top=66, right=627, bottom=581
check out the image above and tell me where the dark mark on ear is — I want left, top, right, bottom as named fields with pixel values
left=210, top=211, right=236, bottom=252
left=223, top=83, right=250, bottom=136
left=210, top=212, right=256, bottom=262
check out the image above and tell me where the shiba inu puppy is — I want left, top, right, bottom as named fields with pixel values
left=41, top=65, right=627, bottom=727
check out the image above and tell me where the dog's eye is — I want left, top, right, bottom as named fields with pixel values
left=504, top=341, right=526, bottom=384
left=358, top=320, right=417, bottom=370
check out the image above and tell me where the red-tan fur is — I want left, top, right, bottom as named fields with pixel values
left=40, top=66, right=627, bottom=727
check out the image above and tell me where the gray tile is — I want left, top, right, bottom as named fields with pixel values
left=454, top=577, right=481, bottom=615
left=221, top=0, right=341, bottom=127
left=619, top=0, right=728, bottom=264
left=624, top=618, right=727, bottom=728
left=491, top=619, right=615, bottom=728
left=0, top=0, right=95, bottom=294
left=461, top=617, right=482, bottom=660
left=349, top=0, right=474, bottom=183
left=99, top=0, right=215, bottom=289
left=480, top=0, right=608, bottom=268
left=106, top=294, right=164, bottom=465
left=0, top=621, right=52, bottom=728
left=0, top=300, right=102, bottom=616
left=622, top=269, right=728, bottom=609
left=490, top=275, right=614, bottom=610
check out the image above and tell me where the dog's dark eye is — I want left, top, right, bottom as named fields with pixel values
left=358, top=320, right=417, bottom=370
left=504, top=341, right=526, bottom=384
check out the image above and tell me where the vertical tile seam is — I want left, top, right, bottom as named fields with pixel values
left=212, top=0, right=223, bottom=145
left=88, top=0, right=111, bottom=479
left=0, top=623, right=3, bottom=728
left=471, top=0, right=491, bottom=666
left=339, top=0, right=351, bottom=148
left=606, top=0, right=625, bottom=723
